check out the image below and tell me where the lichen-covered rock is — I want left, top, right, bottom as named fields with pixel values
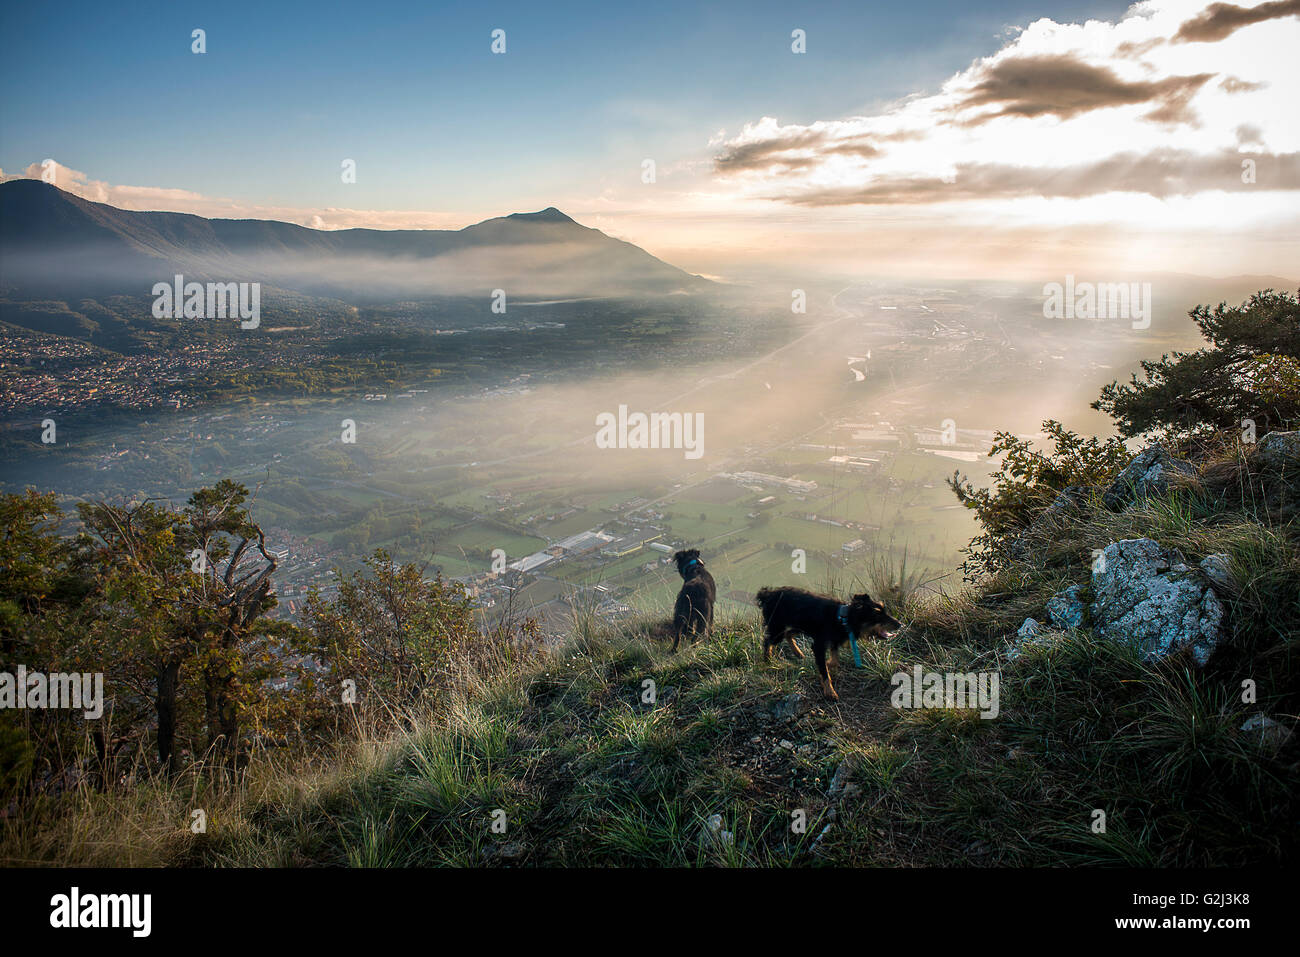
left=1017, top=618, right=1041, bottom=640
left=1103, top=446, right=1197, bottom=511
left=1199, top=553, right=1234, bottom=593
left=1254, top=431, right=1300, bottom=472
left=1046, top=584, right=1086, bottom=628
left=1005, top=618, right=1061, bottom=660
left=1090, top=538, right=1225, bottom=666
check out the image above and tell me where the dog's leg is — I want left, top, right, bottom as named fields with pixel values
left=814, top=640, right=838, bottom=700
left=786, top=633, right=805, bottom=659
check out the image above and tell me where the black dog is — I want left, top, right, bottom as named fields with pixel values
left=755, top=586, right=902, bottom=700
left=671, top=549, right=716, bottom=652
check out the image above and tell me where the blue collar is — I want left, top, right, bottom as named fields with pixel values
left=838, top=604, right=863, bottom=668
left=684, top=558, right=701, bottom=571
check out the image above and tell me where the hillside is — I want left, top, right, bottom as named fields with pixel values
left=0, top=180, right=707, bottom=304
left=8, top=434, right=1294, bottom=868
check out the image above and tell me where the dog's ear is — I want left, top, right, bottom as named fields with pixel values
left=852, top=592, right=873, bottom=604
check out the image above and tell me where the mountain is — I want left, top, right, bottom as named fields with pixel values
left=0, top=180, right=708, bottom=302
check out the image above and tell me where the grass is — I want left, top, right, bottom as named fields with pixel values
left=3, top=451, right=1296, bottom=867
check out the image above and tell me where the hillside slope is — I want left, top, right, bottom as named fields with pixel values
left=196, top=437, right=1295, bottom=867
left=7, top=438, right=1295, bottom=868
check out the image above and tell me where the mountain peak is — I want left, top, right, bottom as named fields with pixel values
left=507, top=207, right=576, bottom=225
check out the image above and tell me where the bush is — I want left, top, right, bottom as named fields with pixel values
left=947, top=420, right=1130, bottom=576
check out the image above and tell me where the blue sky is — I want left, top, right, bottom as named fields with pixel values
left=2, top=1, right=1295, bottom=280
left=1, top=0, right=1131, bottom=212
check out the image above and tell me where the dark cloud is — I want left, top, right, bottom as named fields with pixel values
left=956, top=54, right=1213, bottom=125
left=714, top=131, right=907, bottom=174
left=773, top=149, right=1300, bottom=206
left=714, top=130, right=830, bottom=173
left=1174, top=0, right=1300, bottom=42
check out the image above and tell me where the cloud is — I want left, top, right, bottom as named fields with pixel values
left=1174, top=0, right=1300, bottom=42
left=1219, top=75, right=1268, bottom=92
left=709, top=1, right=1299, bottom=209
left=782, top=149, right=1300, bottom=206
left=955, top=55, right=1213, bottom=125
left=0, top=160, right=469, bottom=231
left=714, top=129, right=888, bottom=174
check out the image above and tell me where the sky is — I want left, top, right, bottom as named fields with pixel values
left=1, top=0, right=1297, bottom=281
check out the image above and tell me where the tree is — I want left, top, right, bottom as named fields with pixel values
left=181, top=481, right=284, bottom=769
left=75, top=481, right=286, bottom=774
left=1094, top=289, right=1300, bottom=439
left=304, top=550, right=476, bottom=724
left=0, top=490, right=79, bottom=666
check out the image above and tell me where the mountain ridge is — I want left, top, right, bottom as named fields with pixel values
left=0, top=180, right=708, bottom=301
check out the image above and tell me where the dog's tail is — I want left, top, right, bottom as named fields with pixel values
left=642, top=619, right=676, bottom=643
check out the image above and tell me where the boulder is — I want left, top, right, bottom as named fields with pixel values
left=1046, top=584, right=1086, bottom=629
left=1254, top=430, right=1300, bottom=472
left=1090, top=538, right=1225, bottom=666
left=1103, top=445, right=1197, bottom=511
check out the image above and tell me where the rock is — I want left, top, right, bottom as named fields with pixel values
left=777, top=739, right=795, bottom=751
left=1005, top=619, right=1064, bottom=661
left=1090, top=538, right=1225, bottom=666
left=1199, top=553, right=1233, bottom=593
left=1006, top=618, right=1045, bottom=661
left=1103, top=446, right=1197, bottom=511
left=1046, top=584, right=1086, bottom=629
left=704, top=813, right=734, bottom=848
left=772, top=691, right=806, bottom=722
left=1012, top=486, right=1095, bottom=556
left=1240, top=713, right=1293, bottom=750
left=827, top=756, right=862, bottom=801
left=482, top=842, right=526, bottom=863
left=1038, top=485, right=1093, bottom=525
left=809, top=822, right=835, bottom=857
left=1254, top=431, right=1300, bottom=471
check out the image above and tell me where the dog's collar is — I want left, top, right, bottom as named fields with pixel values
left=684, top=558, right=701, bottom=571
left=838, top=604, right=863, bottom=668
